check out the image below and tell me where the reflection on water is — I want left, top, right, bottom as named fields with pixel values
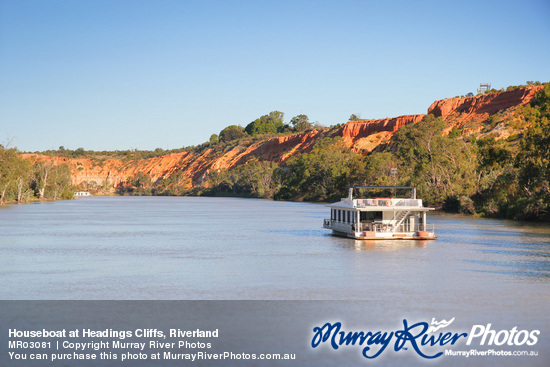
left=339, top=239, right=429, bottom=252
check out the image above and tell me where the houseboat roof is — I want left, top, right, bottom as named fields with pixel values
left=328, top=186, right=434, bottom=212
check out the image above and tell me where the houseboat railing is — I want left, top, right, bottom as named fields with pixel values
left=356, top=222, right=434, bottom=233
left=366, top=223, right=434, bottom=234
left=324, top=219, right=435, bottom=235
left=354, top=198, right=422, bottom=207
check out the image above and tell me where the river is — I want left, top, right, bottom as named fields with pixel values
left=1, top=196, right=549, bottom=366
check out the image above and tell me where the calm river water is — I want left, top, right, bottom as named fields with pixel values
left=1, top=196, right=549, bottom=366
left=2, top=196, right=549, bottom=301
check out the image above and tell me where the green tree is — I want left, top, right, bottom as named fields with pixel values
left=244, top=111, right=285, bottom=136
left=206, top=161, right=279, bottom=198
left=72, top=147, right=86, bottom=157
left=118, top=172, right=152, bottom=196
left=472, top=137, right=515, bottom=215
left=234, top=161, right=279, bottom=198
left=290, top=114, right=312, bottom=131
left=0, top=146, right=32, bottom=204
left=46, top=164, right=73, bottom=200
left=349, top=114, right=361, bottom=121
left=32, top=160, right=55, bottom=199
left=276, top=137, right=364, bottom=201
left=219, top=125, right=248, bottom=142
left=513, top=83, right=550, bottom=219
left=393, top=114, right=477, bottom=206
left=361, top=152, right=398, bottom=187
left=153, top=171, right=190, bottom=196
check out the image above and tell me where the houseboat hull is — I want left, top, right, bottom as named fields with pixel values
left=341, top=230, right=436, bottom=240
left=326, top=226, right=437, bottom=240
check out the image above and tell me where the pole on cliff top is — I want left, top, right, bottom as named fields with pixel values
left=478, top=83, right=491, bottom=94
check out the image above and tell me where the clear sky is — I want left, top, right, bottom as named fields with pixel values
left=1, top=0, right=549, bottom=152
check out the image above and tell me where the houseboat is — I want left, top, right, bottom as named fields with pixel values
left=323, top=186, right=436, bottom=240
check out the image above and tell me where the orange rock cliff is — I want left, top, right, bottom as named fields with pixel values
left=22, top=86, right=543, bottom=192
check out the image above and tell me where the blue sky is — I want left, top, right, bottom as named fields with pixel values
left=1, top=0, right=549, bottom=152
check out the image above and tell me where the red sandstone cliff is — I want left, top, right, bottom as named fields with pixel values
left=21, top=85, right=544, bottom=192
left=428, top=86, right=543, bottom=135
left=21, top=130, right=328, bottom=191
left=335, top=114, right=426, bottom=152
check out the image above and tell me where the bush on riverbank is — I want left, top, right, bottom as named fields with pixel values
left=0, top=145, right=74, bottom=204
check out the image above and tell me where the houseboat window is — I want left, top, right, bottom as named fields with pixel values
left=347, top=211, right=350, bottom=223
left=331, top=209, right=335, bottom=220
left=337, top=210, right=341, bottom=222
left=360, top=211, right=383, bottom=221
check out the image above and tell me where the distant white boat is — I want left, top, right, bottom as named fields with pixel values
left=74, top=191, right=92, bottom=197
left=323, top=186, right=436, bottom=240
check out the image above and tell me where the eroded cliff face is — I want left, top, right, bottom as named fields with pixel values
left=21, top=153, right=191, bottom=189
left=22, top=130, right=328, bottom=191
left=428, top=86, right=543, bottom=135
left=336, top=114, right=426, bottom=152
left=22, top=85, right=543, bottom=192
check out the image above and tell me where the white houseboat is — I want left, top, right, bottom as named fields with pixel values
left=323, top=186, right=436, bottom=240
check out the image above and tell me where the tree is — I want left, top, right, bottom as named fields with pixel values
left=276, top=137, right=365, bottom=201
left=361, top=152, right=398, bottom=187
left=72, top=147, right=86, bottom=157
left=513, top=83, right=550, bottom=219
left=268, top=110, right=284, bottom=126
left=290, top=114, right=312, bottom=131
left=472, top=137, right=515, bottom=216
left=209, top=134, right=219, bottom=144
left=393, top=114, right=477, bottom=205
left=245, top=119, right=276, bottom=135
left=152, top=171, right=190, bottom=196
left=244, top=111, right=285, bottom=136
left=219, top=125, right=248, bottom=142
left=205, top=161, right=279, bottom=198
left=0, top=146, right=32, bottom=204
left=118, top=172, right=153, bottom=196
left=349, top=114, right=361, bottom=121
left=33, top=160, right=55, bottom=199
left=46, top=164, right=73, bottom=200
